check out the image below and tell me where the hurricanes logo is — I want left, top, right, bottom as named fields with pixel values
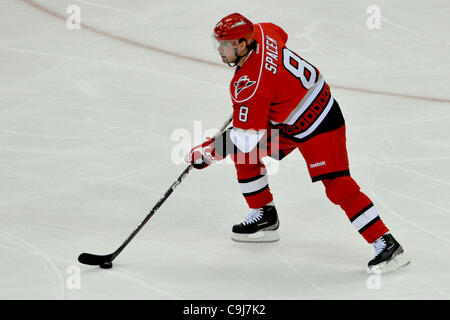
left=234, top=75, right=256, bottom=97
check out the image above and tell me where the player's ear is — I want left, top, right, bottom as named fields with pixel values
left=231, top=39, right=240, bottom=48
left=237, top=39, right=247, bottom=51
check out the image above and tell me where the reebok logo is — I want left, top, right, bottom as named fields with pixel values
left=310, top=161, right=326, bottom=168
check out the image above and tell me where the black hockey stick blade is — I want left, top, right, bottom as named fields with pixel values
left=78, top=252, right=114, bottom=265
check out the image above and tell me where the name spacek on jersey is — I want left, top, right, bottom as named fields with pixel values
left=228, top=22, right=344, bottom=153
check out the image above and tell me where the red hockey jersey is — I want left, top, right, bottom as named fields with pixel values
left=229, top=23, right=343, bottom=152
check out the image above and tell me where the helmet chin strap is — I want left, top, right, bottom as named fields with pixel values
left=227, top=47, right=251, bottom=68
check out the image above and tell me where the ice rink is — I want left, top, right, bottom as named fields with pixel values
left=1, top=0, right=449, bottom=299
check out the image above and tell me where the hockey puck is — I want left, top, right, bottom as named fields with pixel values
left=100, top=261, right=113, bottom=269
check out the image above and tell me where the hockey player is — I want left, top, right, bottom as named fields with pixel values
left=186, top=13, right=410, bottom=274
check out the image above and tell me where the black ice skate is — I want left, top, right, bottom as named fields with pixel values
left=231, top=205, right=280, bottom=243
left=367, top=233, right=410, bottom=274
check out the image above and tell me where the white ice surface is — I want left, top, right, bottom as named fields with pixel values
left=0, top=0, right=449, bottom=299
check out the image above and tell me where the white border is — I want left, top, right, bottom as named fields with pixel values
left=230, top=24, right=265, bottom=103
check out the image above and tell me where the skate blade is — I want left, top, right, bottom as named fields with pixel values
left=231, top=230, right=279, bottom=243
left=367, top=252, right=411, bottom=274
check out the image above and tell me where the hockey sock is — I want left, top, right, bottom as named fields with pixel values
left=234, top=161, right=273, bottom=209
left=322, top=176, right=389, bottom=243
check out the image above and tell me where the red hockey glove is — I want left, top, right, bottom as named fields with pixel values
left=185, top=137, right=221, bottom=169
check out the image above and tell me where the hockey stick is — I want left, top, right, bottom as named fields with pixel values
left=78, top=114, right=233, bottom=267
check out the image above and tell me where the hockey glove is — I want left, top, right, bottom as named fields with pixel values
left=185, top=137, right=219, bottom=169
left=185, top=128, right=236, bottom=169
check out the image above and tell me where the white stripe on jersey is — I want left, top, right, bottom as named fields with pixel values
left=239, top=175, right=269, bottom=194
left=269, top=74, right=327, bottom=130
left=285, top=74, right=324, bottom=125
left=292, top=96, right=334, bottom=140
left=352, top=206, right=379, bottom=231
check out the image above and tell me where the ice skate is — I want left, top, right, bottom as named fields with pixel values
left=231, top=205, right=280, bottom=242
left=367, top=233, right=410, bottom=274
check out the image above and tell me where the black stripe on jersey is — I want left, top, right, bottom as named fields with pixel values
left=238, top=174, right=266, bottom=184
left=279, top=99, right=345, bottom=144
left=350, top=203, right=375, bottom=222
left=311, top=169, right=350, bottom=182
left=358, top=216, right=381, bottom=234
left=242, top=184, right=269, bottom=197
left=213, top=128, right=238, bottom=158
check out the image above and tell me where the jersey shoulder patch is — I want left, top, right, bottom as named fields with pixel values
left=229, top=24, right=266, bottom=103
left=229, top=23, right=281, bottom=103
left=233, top=75, right=256, bottom=99
left=229, top=51, right=263, bottom=103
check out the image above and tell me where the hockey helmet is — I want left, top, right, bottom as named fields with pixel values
left=213, top=13, right=254, bottom=43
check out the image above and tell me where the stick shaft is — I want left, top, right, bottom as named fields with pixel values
left=110, top=114, right=233, bottom=261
